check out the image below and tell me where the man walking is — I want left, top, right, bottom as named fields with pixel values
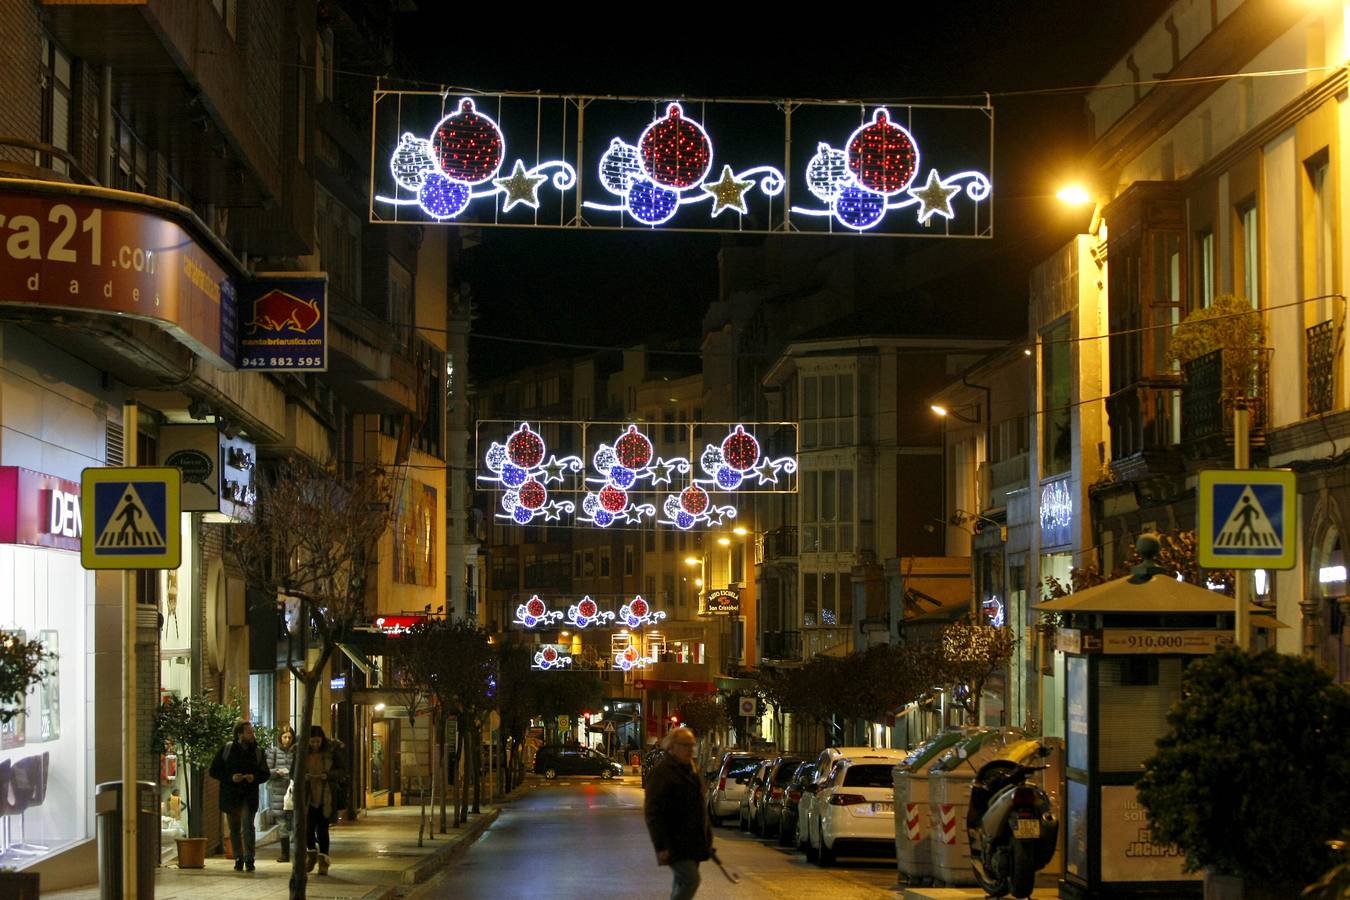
left=209, top=721, right=270, bottom=872
left=643, top=727, right=713, bottom=900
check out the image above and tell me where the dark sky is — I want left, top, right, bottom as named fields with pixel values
left=395, top=2, right=1173, bottom=377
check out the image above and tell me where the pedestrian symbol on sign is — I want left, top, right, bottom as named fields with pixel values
left=1211, top=484, right=1284, bottom=555
left=95, top=485, right=167, bottom=550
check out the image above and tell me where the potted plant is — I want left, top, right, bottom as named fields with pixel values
left=1170, top=294, right=1267, bottom=396
left=1137, top=647, right=1350, bottom=898
left=151, top=692, right=242, bottom=867
left=0, top=632, right=53, bottom=895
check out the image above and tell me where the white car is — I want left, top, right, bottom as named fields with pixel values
left=801, top=747, right=904, bottom=860
left=815, top=756, right=902, bottom=866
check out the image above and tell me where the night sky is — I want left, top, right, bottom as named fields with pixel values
left=395, top=2, right=1173, bottom=376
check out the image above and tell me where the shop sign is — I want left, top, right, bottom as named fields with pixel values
left=0, top=183, right=236, bottom=366
left=237, top=274, right=327, bottom=371
left=330, top=675, right=347, bottom=691
left=0, top=467, right=82, bottom=552
left=1101, top=629, right=1233, bottom=655
left=373, top=614, right=427, bottom=635
left=1099, top=785, right=1198, bottom=882
left=705, top=589, right=740, bottom=615
left=1040, top=477, right=1073, bottom=547
left=157, top=425, right=257, bottom=520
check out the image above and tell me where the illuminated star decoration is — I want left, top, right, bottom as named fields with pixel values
left=908, top=169, right=962, bottom=224
left=789, top=106, right=991, bottom=232
left=648, top=458, right=675, bottom=486
left=584, top=102, right=784, bottom=226
left=752, top=457, right=783, bottom=485
left=540, top=457, right=570, bottom=484
left=702, top=165, right=755, bottom=217
left=493, top=159, right=550, bottom=212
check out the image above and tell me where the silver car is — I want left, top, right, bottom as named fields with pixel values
left=707, top=752, right=765, bottom=825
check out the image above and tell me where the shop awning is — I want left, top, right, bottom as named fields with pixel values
left=337, top=642, right=375, bottom=677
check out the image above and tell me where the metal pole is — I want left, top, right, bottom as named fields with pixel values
left=122, top=402, right=138, bottom=899
left=1234, top=400, right=1250, bottom=650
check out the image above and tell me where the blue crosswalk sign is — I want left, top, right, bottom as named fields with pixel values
left=1198, top=469, right=1296, bottom=569
left=81, top=467, right=181, bottom=569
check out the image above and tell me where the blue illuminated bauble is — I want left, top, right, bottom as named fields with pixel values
left=834, top=184, right=886, bottom=231
left=610, top=465, right=636, bottom=489
left=627, top=177, right=680, bottom=226
left=419, top=173, right=471, bottom=220
left=594, top=510, right=614, bottom=527
left=599, top=138, right=643, bottom=196
left=501, top=463, right=527, bottom=488
left=676, top=511, right=695, bottom=530
left=513, top=506, right=533, bottom=524
left=716, top=465, right=744, bottom=490
left=523, top=614, right=538, bottom=627
left=806, top=143, right=851, bottom=203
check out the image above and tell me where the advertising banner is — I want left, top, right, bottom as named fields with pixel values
left=705, top=589, right=740, bottom=615
left=236, top=274, right=327, bottom=371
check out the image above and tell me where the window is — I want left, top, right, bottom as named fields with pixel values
left=1308, top=154, right=1336, bottom=324
left=645, top=529, right=655, bottom=552
left=315, top=29, right=334, bottom=103
left=389, top=261, right=414, bottom=351
left=1237, top=201, right=1259, bottom=307
left=112, top=112, right=148, bottom=194
left=392, top=481, right=437, bottom=586
left=645, top=575, right=655, bottom=597
left=1196, top=230, right=1214, bottom=308
left=624, top=546, right=635, bottom=577
left=39, top=37, right=73, bottom=176
left=599, top=549, right=611, bottom=578
left=317, top=185, right=362, bottom=306
left=663, top=530, right=674, bottom=552
left=1041, top=319, right=1072, bottom=476
left=212, top=0, right=238, bottom=38
left=800, top=468, right=854, bottom=552
left=730, top=545, right=743, bottom=585
left=799, top=371, right=855, bottom=449
left=573, top=552, right=582, bottom=577
left=662, top=574, right=675, bottom=607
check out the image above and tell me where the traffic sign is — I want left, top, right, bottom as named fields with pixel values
left=603, top=721, right=616, bottom=734
left=81, top=467, right=181, bottom=569
left=1198, top=469, right=1296, bottom=570
left=738, top=697, right=757, bottom=718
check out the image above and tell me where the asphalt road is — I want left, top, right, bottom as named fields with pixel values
left=410, top=775, right=902, bottom=898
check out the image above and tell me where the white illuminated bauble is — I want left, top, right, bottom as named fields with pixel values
left=805, top=143, right=851, bottom=203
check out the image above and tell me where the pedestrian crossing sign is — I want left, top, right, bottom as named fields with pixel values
left=80, top=467, right=181, bottom=570
left=1198, top=469, right=1296, bottom=570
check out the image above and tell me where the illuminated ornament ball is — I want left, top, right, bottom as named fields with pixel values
left=628, top=177, right=680, bottom=226
left=614, top=425, right=654, bottom=469
left=716, top=465, right=744, bottom=490
left=639, top=103, right=713, bottom=189
left=485, top=444, right=508, bottom=473
left=512, top=505, right=533, bottom=524
left=501, top=490, right=519, bottom=512
left=518, top=478, right=547, bottom=510
left=630, top=596, right=649, bottom=618
left=578, top=597, right=598, bottom=619
left=526, top=596, right=546, bottom=618
left=680, top=484, right=709, bottom=516
left=835, top=185, right=886, bottom=231
left=721, top=426, right=760, bottom=471
left=594, top=509, right=614, bottom=527
left=500, top=463, right=527, bottom=488
left=581, top=493, right=600, bottom=516
left=676, top=510, right=695, bottom=530
left=418, top=173, right=471, bottom=220
left=806, top=142, right=851, bottom=203
left=593, top=445, right=618, bottom=474
left=599, top=138, right=643, bottom=195
left=610, top=465, right=636, bottom=490
left=541, top=646, right=558, bottom=664
left=700, top=445, right=725, bottom=474
left=431, top=98, right=505, bottom=185
left=846, top=108, right=919, bottom=196
left=507, top=424, right=545, bottom=468
left=599, top=484, right=628, bottom=513
left=391, top=133, right=437, bottom=191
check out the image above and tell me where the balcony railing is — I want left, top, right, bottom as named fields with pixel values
left=1107, top=381, right=1180, bottom=461
left=1307, top=320, right=1337, bottom=417
left=1180, top=348, right=1269, bottom=453
left=760, top=630, right=802, bottom=661
left=757, top=526, right=798, bottom=564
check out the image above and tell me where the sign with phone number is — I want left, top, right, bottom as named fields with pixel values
left=236, top=275, right=327, bottom=371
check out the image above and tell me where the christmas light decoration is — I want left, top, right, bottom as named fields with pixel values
left=480, top=422, right=583, bottom=524
left=376, top=96, right=576, bottom=221
left=618, top=595, right=667, bottom=628
left=693, top=424, right=797, bottom=494
left=566, top=595, right=617, bottom=629
left=613, top=643, right=655, bottom=672
left=580, top=424, right=684, bottom=527
left=583, top=102, right=784, bottom=226
left=514, top=594, right=564, bottom=628
left=533, top=645, right=573, bottom=670
left=790, top=106, right=991, bottom=232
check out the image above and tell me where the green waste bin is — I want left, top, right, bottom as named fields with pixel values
left=96, top=780, right=157, bottom=900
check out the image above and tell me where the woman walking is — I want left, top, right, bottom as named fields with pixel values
left=302, top=725, right=346, bottom=876
left=266, top=725, right=296, bottom=863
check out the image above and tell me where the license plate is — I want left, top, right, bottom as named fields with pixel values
left=872, top=802, right=894, bottom=813
left=1013, top=817, right=1041, bottom=839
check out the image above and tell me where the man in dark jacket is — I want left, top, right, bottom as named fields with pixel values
left=209, top=721, right=271, bottom=872
left=643, top=727, right=712, bottom=899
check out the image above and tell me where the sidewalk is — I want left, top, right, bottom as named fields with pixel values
left=43, top=787, right=525, bottom=900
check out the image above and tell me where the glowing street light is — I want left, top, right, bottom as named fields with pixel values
left=1056, top=184, right=1093, bottom=205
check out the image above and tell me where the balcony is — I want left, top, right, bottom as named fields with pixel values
left=760, top=630, right=802, bottom=662
left=1307, top=320, right=1337, bottom=417
left=646, top=660, right=711, bottom=685
left=1106, top=381, right=1185, bottom=479
left=757, top=526, right=798, bottom=564
left=1180, top=348, right=1269, bottom=457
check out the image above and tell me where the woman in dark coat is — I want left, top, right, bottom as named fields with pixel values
left=644, top=727, right=713, bottom=899
left=302, top=725, right=347, bottom=876
left=209, top=721, right=271, bottom=872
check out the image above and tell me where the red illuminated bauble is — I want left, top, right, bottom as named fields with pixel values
left=518, top=478, right=546, bottom=510
left=431, top=98, right=505, bottom=185
left=526, top=596, right=546, bottom=618
left=507, top=425, right=545, bottom=468
left=847, top=108, right=919, bottom=195
left=578, top=597, right=598, bottom=618
left=542, top=646, right=558, bottom=662
left=720, top=425, right=760, bottom=472
left=680, top=484, right=709, bottom=515
left=614, top=425, right=653, bottom=469
left=623, top=646, right=639, bottom=662
left=639, top=103, right=712, bottom=189
left=630, top=596, right=649, bottom=618
left=599, top=484, right=628, bottom=512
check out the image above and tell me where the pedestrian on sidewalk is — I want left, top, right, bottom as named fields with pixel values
left=302, top=725, right=347, bottom=876
left=643, top=727, right=713, bottom=900
left=266, top=724, right=297, bottom=862
left=208, top=721, right=270, bottom=873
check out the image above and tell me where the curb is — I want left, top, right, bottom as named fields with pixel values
left=400, top=807, right=501, bottom=885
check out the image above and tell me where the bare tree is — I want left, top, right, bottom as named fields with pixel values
left=388, top=615, right=440, bottom=847
left=228, top=461, right=389, bottom=900
left=940, top=615, right=1017, bottom=720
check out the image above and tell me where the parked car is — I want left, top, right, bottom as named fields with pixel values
left=755, top=756, right=805, bottom=838
left=799, top=747, right=904, bottom=861
left=707, top=751, right=765, bottom=825
left=739, top=760, right=775, bottom=832
left=814, top=756, right=902, bottom=866
left=778, top=762, right=816, bottom=847
left=533, top=745, right=624, bottom=779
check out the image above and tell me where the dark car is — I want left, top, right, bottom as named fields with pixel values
left=755, top=756, right=805, bottom=838
left=778, top=761, right=817, bottom=847
left=534, top=745, right=623, bottom=779
left=740, top=759, right=775, bottom=832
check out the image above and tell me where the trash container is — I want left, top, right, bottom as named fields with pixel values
left=893, top=729, right=971, bottom=885
left=927, top=727, right=1024, bottom=886
left=96, top=780, right=157, bottom=900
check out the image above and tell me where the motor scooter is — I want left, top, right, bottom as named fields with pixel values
left=965, top=743, right=1059, bottom=899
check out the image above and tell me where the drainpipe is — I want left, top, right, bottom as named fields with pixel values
left=98, top=65, right=112, bottom=185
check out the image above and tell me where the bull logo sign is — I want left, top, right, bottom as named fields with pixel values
left=237, top=276, right=327, bottom=372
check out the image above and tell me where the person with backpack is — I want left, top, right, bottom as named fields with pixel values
left=208, top=721, right=271, bottom=873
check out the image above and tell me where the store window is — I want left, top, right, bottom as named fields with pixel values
left=159, top=514, right=195, bottom=847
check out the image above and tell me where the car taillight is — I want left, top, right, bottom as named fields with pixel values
left=1012, top=787, right=1037, bottom=807
left=827, top=793, right=867, bottom=806
left=770, top=787, right=784, bottom=798
left=719, top=775, right=727, bottom=792
left=788, top=789, right=801, bottom=801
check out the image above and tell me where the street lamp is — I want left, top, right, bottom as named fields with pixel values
left=684, top=556, right=705, bottom=611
